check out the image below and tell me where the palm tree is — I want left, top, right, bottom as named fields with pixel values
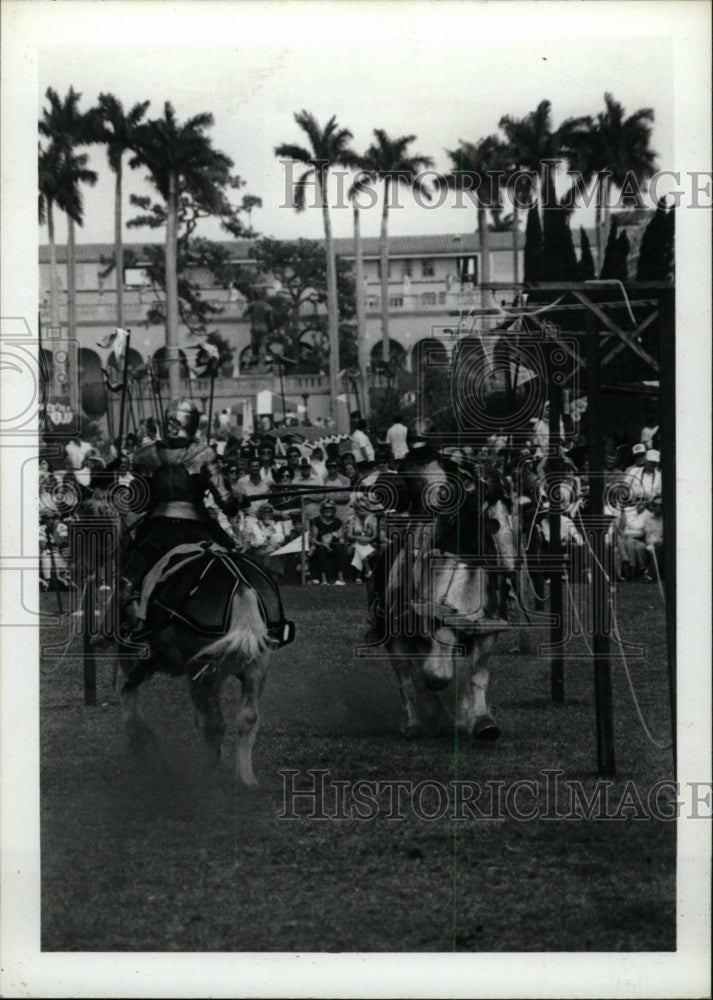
left=39, top=88, right=97, bottom=411
left=347, top=163, right=378, bottom=415
left=130, top=103, right=233, bottom=397
left=38, top=142, right=62, bottom=330
left=90, top=94, right=150, bottom=329
left=274, top=111, right=358, bottom=416
left=564, top=93, right=656, bottom=272
left=364, top=130, right=433, bottom=364
left=442, top=136, right=506, bottom=295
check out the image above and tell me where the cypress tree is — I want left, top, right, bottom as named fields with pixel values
left=577, top=227, right=595, bottom=280
left=637, top=200, right=674, bottom=281
left=599, top=218, right=619, bottom=279
left=524, top=201, right=544, bottom=282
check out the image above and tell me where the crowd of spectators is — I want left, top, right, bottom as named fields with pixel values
left=38, top=405, right=664, bottom=591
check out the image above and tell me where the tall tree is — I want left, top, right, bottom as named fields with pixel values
left=499, top=99, right=588, bottom=281
left=442, top=136, right=505, bottom=298
left=577, top=227, right=595, bottom=280
left=89, top=94, right=150, bottom=329
left=364, top=130, right=433, bottom=363
left=130, top=102, right=235, bottom=397
left=523, top=202, right=545, bottom=282
left=564, top=92, right=656, bottom=271
left=39, top=88, right=97, bottom=413
left=275, top=111, right=358, bottom=416
left=636, top=200, right=675, bottom=282
left=348, top=164, right=379, bottom=414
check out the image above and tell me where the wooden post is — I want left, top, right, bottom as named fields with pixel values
left=82, top=569, right=96, bottom=707
left=585, top=310, right=616, bottom=776
left=547, top=344, right=565, bottom=703
left=117, top=331, right=132, bottom=458
left=658, top=287, right=676, bottom=769
left=300, top=495, right=307, bottom=586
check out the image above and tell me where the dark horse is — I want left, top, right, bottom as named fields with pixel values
left=74, top=485, right=293, bottom=787
left=370, top=449, right=517, bottom=740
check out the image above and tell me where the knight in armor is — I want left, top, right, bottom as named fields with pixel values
left=120, top=398, right=248, bottom=634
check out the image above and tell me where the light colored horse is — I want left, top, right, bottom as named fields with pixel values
left=73, top=498, right=290, bottom=787
left=120, top=580, right=274, bottom=788
left=380, top=456, right=517, bottom=740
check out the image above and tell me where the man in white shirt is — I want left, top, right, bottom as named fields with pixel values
left=385, top=414, right=409, bottom=462
left=350, top=419, right=375, bottom=465
left=237, top=457, right=270, bottom=515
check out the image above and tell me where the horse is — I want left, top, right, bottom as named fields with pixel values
left=72, top=481, right=294, bottom=787
left=370, top=449, right=517, bottom=741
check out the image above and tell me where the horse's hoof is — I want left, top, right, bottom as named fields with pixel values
left=473, top=716, right=501, bottom=742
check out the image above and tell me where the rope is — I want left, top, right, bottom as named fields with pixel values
left=567, top=526, right=671, bottom=751
left=649, top=545, right=666, bottom=605
left=40, top=580, right=87, bottom=675
left=611, top=610, right=672, bottom=751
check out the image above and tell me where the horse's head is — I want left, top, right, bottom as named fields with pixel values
left=481, top=477, right=517, bottom=572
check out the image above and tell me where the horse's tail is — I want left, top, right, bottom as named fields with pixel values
left=189, top=583, right=269, bottom=665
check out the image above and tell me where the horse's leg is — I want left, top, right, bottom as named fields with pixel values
left=455, top=633, right=501, bottom=741
left=387, top=637, right=423, bottom=738
left=234, top=650, right=270, bottom=788
left=119, top=654, right=156, bottom=749
left=188, top=668, right=226, bottom=760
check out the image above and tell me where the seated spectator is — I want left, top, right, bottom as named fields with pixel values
left=244, top=503, right=289, bottom=580
left=309, top=500, right=350, bottom=585
left=257, top=441, right=277, bottom=482
left=65, top=433, right=93, bottom=470
left=297, top=457, right=324, bottom=524
left=321, top=457, right=351, bottom=520
left=342, top=455, right=360, bottom=486
left=237, top=457, right=268, bottom=515
left=309, top=446, right=327, bottom=480
left=342, top=495, right=377, bottom=581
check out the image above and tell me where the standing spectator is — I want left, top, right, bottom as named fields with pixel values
left=309, top=501, right=350, bottom=585
left=385, top=413, right=409, bottom=462
left=350, top=418, right=375, bottom=465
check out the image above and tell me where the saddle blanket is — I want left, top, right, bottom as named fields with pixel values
left=138, top=542, right=291, bottom=643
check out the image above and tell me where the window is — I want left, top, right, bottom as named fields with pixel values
left=438, top=291, right=447, bottom=305
left=420, top=292, right=437, bottom=306
left=366, top=295, right=380, bottom=309
left=422, top=259, right=435, bottom=277
left=389, top=296, right=404, bottom=308
left=402, top=260, right=412, bottom=278
left=376, top=261, right=392, bottom=280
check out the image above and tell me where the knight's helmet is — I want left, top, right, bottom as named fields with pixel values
left=164, top=397, right=201, bottom=439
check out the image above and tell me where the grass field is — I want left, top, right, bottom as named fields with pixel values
left=39, top=579, right=675, bottom=952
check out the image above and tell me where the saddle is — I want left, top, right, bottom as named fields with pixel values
left=137, top=542, right=294, bottom=647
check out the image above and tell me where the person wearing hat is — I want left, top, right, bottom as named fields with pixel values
left=296, top=456, right=324, bottom=524
left=308, top=500, right=349, bottom=585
